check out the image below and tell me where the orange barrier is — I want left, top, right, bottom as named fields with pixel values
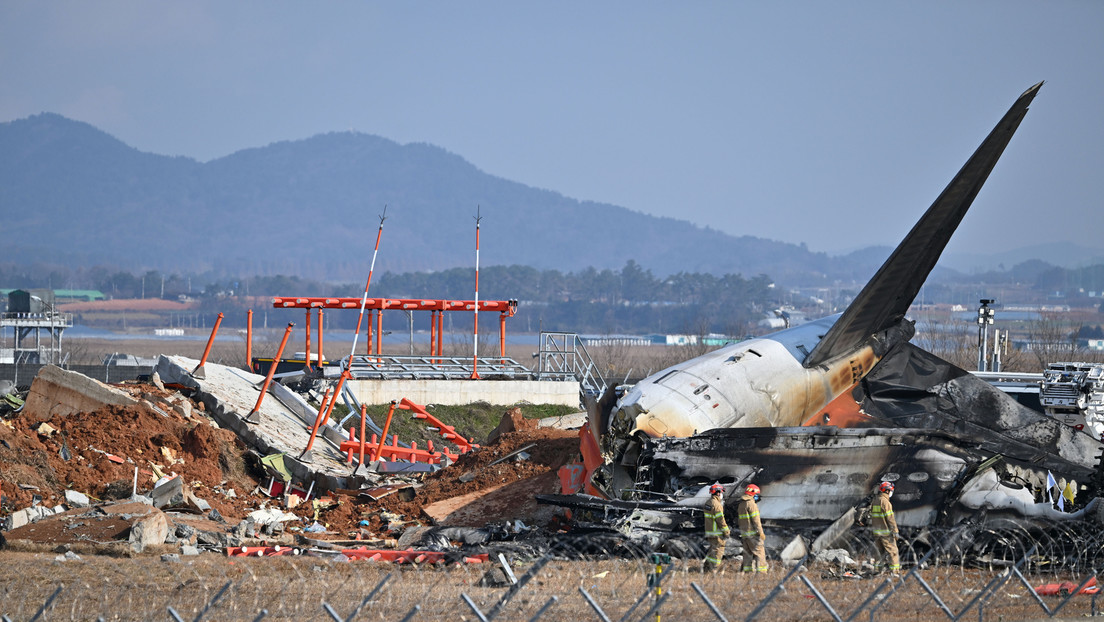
left=402, top=397, right=479, bottom=453
left=298, top=371, right=351, bottom=462
left=304, top=310, right=312, bottom=372
left=357, top=403, right=367, bottom=467
left=373, top=401, right=397, bottom=462
left=298, top=387, right=333, bottom=463
left=341, top=429, right=458, bottom=466
left=191, top=312, right=224, bottom=379
left=1035, top=577, right=1099, bottom=596
left=245, top=323, right=294, bottom=423
left=317, top=309, right=325, bottom=369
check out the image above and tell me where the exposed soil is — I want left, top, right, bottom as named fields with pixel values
left=1, top=398, right=255, bottom=520
left=375, top=426, right=579, bottom=522
left=1, top=371, right=583, bottom=550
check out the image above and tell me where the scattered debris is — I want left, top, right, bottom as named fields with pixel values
left=0, top=359, right=590, bottom=561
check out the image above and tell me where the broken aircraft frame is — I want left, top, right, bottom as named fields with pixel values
left=556, top=82, right=1104, bottom=540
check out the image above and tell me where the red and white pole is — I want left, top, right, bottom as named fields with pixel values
left=471, top=209, right=481, bottom=379
left=349, top=209, right=387, bottom=367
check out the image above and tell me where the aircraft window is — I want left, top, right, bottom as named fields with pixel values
left=908, top=472, right=929, bottom=482
left=815, top=473, right=839, bottom=484
left=653, top=370, right=679, bottom=384
left=881, top=473, right=900, bottom=482
left=693, top=384, right=709, bottom=395
left=847, top=473, right=867, bottom=484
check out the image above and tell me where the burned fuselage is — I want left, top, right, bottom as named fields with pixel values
left=583, top=83, right=1104, bottom=530
left=596, top=317, right=912, bottom=494
left=636, top=421, right=1099, bottom=529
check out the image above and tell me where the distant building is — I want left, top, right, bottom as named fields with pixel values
left=53, top=289, right=106, bottom=303
left=1, top=289, right=73, bottom=364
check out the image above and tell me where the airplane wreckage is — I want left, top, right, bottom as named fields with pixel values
left=541, top=82, right=1104, bottom=550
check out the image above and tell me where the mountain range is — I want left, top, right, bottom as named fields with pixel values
left=2, top=113, right=1099, bottom=286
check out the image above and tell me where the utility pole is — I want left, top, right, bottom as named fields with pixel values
left=977, top=299, right=995, bottom=371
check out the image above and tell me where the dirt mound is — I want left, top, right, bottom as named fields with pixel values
left=1, top=400, right=257, bottom=520
left=485, top=406, right=538, bottom=444
left=1, top=370, right=585, bottom=549
left=375, top=426, right=579, bottom=522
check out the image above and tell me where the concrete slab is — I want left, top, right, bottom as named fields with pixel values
left=349, top=378, right=581, bottom=407
left=155, top=355, right=367, bottom=493
left=537, top=412, right=587, bottom=430
left=23, top=365, right=138, bottom=421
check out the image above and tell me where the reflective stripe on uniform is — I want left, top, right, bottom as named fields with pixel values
left=704, top=510, right=726, bottom=536
left=739, top=509, right=759, bottom=537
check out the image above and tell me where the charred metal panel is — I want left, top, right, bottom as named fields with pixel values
left=860, top=343, right=1102, bottom=488
left=640, top=427, right=984, bottom=527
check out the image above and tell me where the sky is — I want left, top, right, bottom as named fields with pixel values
left=2, top=2, right=1103, bottom=257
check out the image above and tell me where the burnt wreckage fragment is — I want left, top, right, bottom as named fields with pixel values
left=545, top=83, right=1104, bottom=545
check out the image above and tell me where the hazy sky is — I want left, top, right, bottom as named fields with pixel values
left=3, top=2, right=1102, bottom=256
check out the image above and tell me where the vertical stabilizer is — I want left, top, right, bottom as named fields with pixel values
left=804, top=82, right=1042, bottom=369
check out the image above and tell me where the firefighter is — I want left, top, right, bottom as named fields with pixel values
left=703, top=483, right=730, bottom=572
left=871, top=481, right=900, bottom=575
left=737, top=483, right=767, bottom=572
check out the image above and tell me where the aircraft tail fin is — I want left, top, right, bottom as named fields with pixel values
left=804, top=82, right=1042, bottom=369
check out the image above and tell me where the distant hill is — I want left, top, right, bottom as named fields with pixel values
left=0, top=113, right=1087, bottom=286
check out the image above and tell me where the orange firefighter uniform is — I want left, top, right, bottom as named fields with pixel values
left=703, top=489, right=730, bottom=571
left=871, top=489, right=900, bottom=573
left=737, top=490, right=767, bottom=572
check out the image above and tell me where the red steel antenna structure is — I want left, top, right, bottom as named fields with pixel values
left=271, top=296, right=518, bottom=362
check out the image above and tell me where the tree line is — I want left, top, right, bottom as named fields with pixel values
left=0, top=261, right=779, bottom=336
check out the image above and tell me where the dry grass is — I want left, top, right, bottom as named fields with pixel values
left=1, top=550, right=1099, bottom=621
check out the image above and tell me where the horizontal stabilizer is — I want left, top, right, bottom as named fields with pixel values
left=804, top=82, right=1042, bottom=369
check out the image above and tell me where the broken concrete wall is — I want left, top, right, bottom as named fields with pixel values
left=154, top=355, right=365, bottom=494
left=349, top=378, right=581, bottom=407
left=22, top=365, right=138, bottom=421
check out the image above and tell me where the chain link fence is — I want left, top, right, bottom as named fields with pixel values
left=2, top=531, right=1101, bottom=622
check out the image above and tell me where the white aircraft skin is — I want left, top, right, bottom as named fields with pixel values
left=594, top=83, right=1043, bottom=489
left=612, top=315, right=883, bottom=439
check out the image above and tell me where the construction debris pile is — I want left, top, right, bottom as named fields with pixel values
left=0, top=361, right=582, bottom=559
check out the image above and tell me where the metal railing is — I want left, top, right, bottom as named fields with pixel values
left=345, top=354, right=533, bottom=380
left=536, top=332, right=607, bottom=397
